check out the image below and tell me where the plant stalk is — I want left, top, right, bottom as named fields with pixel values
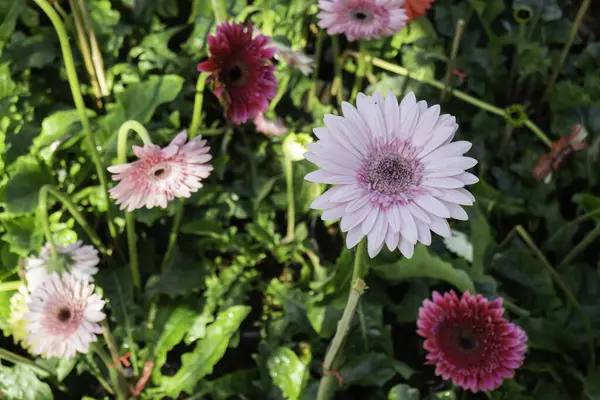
left=331, top=35, right=344, bottom=105
left=101, top=320, right=129, bottom=399
left=76, top=0, right=109, bottom=97
left=350, top=41, right=367, bottom=100
left=161, top=199, right=185, bottom=272
left=189, top=73, right=208, bottom=137
left=0, top=281, right=24, bottom=292
left=558, top=224, right=600, bottom=270
left=281, top=155, right=295, bottom=243
left=441, top=19, right=466, bottom=103
left=307, top=30, right=325, bottom=111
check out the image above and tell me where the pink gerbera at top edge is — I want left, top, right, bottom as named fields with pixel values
left=317, top=0, right=408, bottom=41
left=108, top=131, right=213, bottom=212
left=197, top=22, right=278, bottom=125
left=417, top=291, right=528, bottom=392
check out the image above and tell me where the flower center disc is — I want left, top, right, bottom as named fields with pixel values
left=352, top=9, right=372, bottom=23
left=366, top=154, right=416, bottom=195
left=224, top=62, right=249, bottom=87
left=58, top=307, right=71, bottom=323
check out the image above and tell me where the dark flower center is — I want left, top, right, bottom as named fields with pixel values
left=58, top=308, right=71, bottom=322
left=354, top=11, right=368, bottom=20
left=224, top=62, right=249, bottom=87
left=365, top=154, right=416, bottom=195
left=459, top=334, right=476, bottom=351
left=154, top=168, right=166, bottom=177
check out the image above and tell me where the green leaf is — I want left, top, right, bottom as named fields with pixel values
left=35, top=108, right=95, bottom=149
left=470, top=205, right=493, bottom=276
left=161, top=305, right=251, bottom=397
left=339, top=353, right=396, bottom=388
left=573, top=193, right=600, bottom=222
left=491, top=244, right=555, bottom=295
left=0, top=364, right=53, bottom=400
left=584, top=365, right=600, bottom=400
left=145, top=253, right=207, bottom=298
left=1, top=215, right=43, bottom=257
left=267, top=347, right=308, bottom=400
left=4, top=156, right=52, bottom=214
left=151, top=306, right=198, bottom=385
left=388, top=384, right=420, bottom=400
left=117, top=75, right=184, bottom=124
left=372, top=245, right=475, bottom=292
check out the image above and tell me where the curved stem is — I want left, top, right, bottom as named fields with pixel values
left=0, top=281, right=23, bottom=292
left=161, top=199, right=185, bottom=272
left=350, top=52, right=552, bottom=149
left=116, top=120, right=152, bottom=292
left=317, top=240, right=368, bottom=400
left=40, top=185, right=108, bottom=254
left=0, top=348, right=52, bottom=377
left=546, top=208, right=600, bottom=245
left=189, top=74, right=208, bottom=137
left=558, top=224, right=600, bottom=270
left=32, top=0, right=118, bottom=243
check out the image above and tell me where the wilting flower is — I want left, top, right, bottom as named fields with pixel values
left=305, top=91, right=478, bottom=258
left=198, top=22, right=278, bottom=125
left=25, top=241, right=100, bottom=291
left=108, top=131, right=213, bottom=212
left=532, top=124, right=587, bottom=183
left=24, top=272, right=106, bottom=359
left=417, top=291, right=527, bottom=392
left=9, top=285, right=31, bottom=349
left=254, top=113, right=288, bottom=136
left=272, top=42, right=315, bottom=76
left=404, top=0, right=434, bottom=22
left=317, top=0, right=408, bottom=41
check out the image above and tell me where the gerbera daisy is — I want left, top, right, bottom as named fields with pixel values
left=404, top=0, right=434, bottom=22
left=24, top=272, right=106, bottom=359
left=197, top=22, right=278, bottom=125
left=417, top=291, right=527, bottom=392
left=108, top=131, right=213, bottom=212
left=25, top=241, right=100, bottom=291
left=304, top=91, right=478, bottom=258
left=272, top=42, right=315, bottom=76
left=317, top=0, right=408, bottom=41
left=254, top=113, right=288, bottom=136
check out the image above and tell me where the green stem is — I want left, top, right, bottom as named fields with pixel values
left=40, top=185, right=108, bottom=254
left=38, top=186, right=58, bottom=259
left=32, top=0, right=118, bottom=243
left=261, top=0, right=273, bottom=36
left=351, top=52, right=552, bottom=149
left=0, top=348, right=52, bottom=377
left=101, top=320, right=129, bottom=399
left=116, top=121, right=152, bottom=292
left=558, top=224, right=600, bottom=270
left=351, top=238, right=368, bottom=283
left=331, top=35, right=343, bottom=105
left=513, top=226, right=595, bottom=369
left=189, top=73, right=208, bottom=137
left=94, top=345, right=124, bottom=398
left=269, top=73, right=291, bottom=112
left=281, top=156, right=295, bottom=243
left=211, top=0, right=227, bottom=23
left=307, top=30, right=325, bottom=111
left=441, top=19, right=466, bottom=103
left=503, top=299, right=531, bottom=317
left=541, top=0, right=591, bottom=103
left=316, top=277, right=367, bottom=400
left=161, top=199, right=185, bottom=272
left=351, top=42, right=367, bottom=101
left=546, top=209, right=600, bottom=245
left=85, top=352, right=115, bottom=395
left=0, top=281, right=22, bottom=292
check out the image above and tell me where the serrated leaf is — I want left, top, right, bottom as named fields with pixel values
left=267, top=347, right=307, bottom=400
left=372, top=245, right=475, bottom=292
left=160, top=305, right=251, bottom=397
left=0, top=364, right=53, bottom=400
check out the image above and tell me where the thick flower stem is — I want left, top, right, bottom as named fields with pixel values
left=307, top=30, right=325, bottom=111
left=189, top=73, right=208, bottom=138
left=331, top=35, right=344, bottom=105
left=316, top=240, right=368, bottom=400
left=39, top=185, right=109, bottom=255
left=211, top=0, right=227, bottom=23
left=0, top=348, right=52, bottom=377
left=0, top=281, right=25, bottom=292
left=541, top=0, right=591, bottom=104
left=348, top=51, right=553, bottom=149
left=440, top=19, right=466, bottom=103
left=350, top=42, right=367, bottom=101
left=281, top=156, right=295, bottom=244
left=116, top=121, right=152, bottom=292
left=101, top=320, right=129, bottom=399
left=32, top=0, right=118, bottom=243
left=160, top=199, right=185, bottom=272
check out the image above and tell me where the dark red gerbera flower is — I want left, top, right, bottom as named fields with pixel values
left=197, top=22, right=278, bottom=125
left=417, top=291, right=527, bottom=392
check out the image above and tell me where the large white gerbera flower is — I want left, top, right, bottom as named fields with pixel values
left=24, top=272, right=105, bottom=359
left=304, top=91, right=478, bottom=258
left=25, top=241, right=100, bottom=291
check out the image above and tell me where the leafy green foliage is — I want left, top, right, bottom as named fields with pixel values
left=0, top=364, right=53, bottom=400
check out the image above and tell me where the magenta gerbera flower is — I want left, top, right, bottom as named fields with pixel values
left=304, top=91, right=478, bottom=258
left=417, top=291, right=528, bottom=392
left=317, top=0, right=408, bottom=41
left=108, top=131, right=213, bottom=211
left=197, top=22, right=278, bottom=125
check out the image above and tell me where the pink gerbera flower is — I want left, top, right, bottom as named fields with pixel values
left=253, top=113, right=288, bottom=136
left=417, top=291, right=528, bottom=392
left=317, top=0, right=408, bottom=41
left=304, top=91, right=478, bottom=258
left=108, top=131, right=213, bottom=211
left=198, top=22, right=278, bottom=125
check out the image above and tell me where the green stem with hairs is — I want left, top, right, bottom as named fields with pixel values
left=317, top=240, right=368, bottom=400
left=0, top=348, right=52, bottom=377
left=189, top=73, right=208, bottom=138
left=39, top=185, right=108, bottom=254
left=331, top=35, right=343, bottom=105
left=558, top=224, right=600, bottom=270
left=0, top=281, right=23, bottom=292
left=32, top=0, right=118, bottom=243
left=116, top=121, right=152, bottom=292
left=541, top=0, right=591, bottom=103
left=349, top=52, right=552, bottom=149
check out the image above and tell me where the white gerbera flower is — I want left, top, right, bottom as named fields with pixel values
left=24, top=272, right=105, bottom=359
left=304, top=91, right=478, bottom=258
left=25, top=240, right=100, bottom=291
